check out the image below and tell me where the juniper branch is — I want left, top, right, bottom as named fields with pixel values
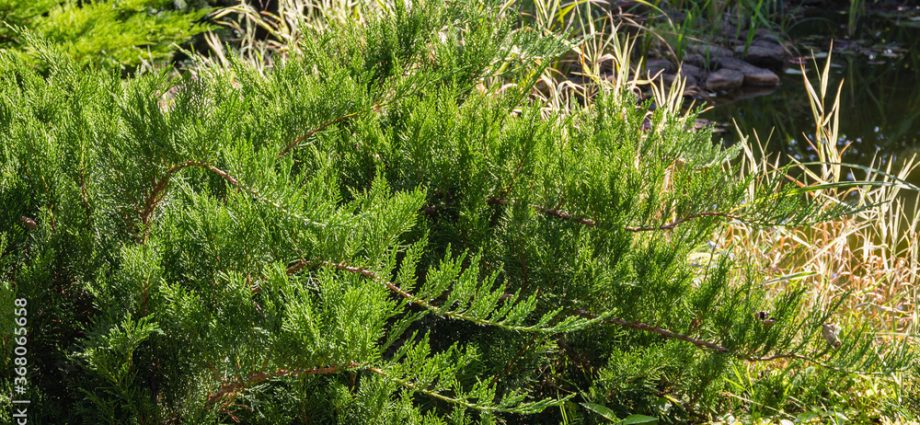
left=277, top=112, right=360, bottom=158
left=573, top=308, right=809, bottom=362
left=623, top=212, right=740, bottom=232
left=140, top=160, right=325, bottom=241
left=366, top=366, right=567, bottom=415
left=205, top=362, right=360, bottom=408
left=573, top=309, right=897, bottom=375
left=286, top=259, right=606, bottom=333
left=286, top=259, right=852, bottom=369
left=486, top=197, right=739, bottom=232
left=205, top=361, right=561, bottom=416
left=141, top=160, right=238, bottom=228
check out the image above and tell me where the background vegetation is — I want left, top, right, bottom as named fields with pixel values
left=0, top=0, right=212, bottom=68
left=0, top=0, right=916, bottom=423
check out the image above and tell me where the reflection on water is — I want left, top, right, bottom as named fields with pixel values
left=704, top=5, right=920, bottom=187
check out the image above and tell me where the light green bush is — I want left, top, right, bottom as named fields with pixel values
left=0, top=1, right=912, bottom=423
left=0, top=0, right=211, bottom=68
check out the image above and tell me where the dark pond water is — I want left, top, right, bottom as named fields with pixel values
left=704, top=5, right=920, bottom=188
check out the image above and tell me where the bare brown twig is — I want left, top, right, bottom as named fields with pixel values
left=141, top=161, right=240, bottom=223
left=140, top=160, right=241, bottom=241
left=277, top=112, right=359, bottom=158
left=206, top=362, right=360, bottom=408
left=288, top=260, right=425, bottom=303
left=139, top=159, right=327, bottom=242
left=623, top=211, right=739, bottom=232
left=574, top=308, right=822, bottom=364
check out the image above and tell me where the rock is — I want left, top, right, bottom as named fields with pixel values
left=715, top=57, right=780, bottom=87
left=662, top=64, right=701, bottom=87
left=736, top=40, right=786, bottom=68
left=705, top=69, right=744, bottom=92
left=741, top=67, right=780, bottom=87
left=682, top=53, right=707, bottom=68
left=713, top=56, right=742, bottom=70
left=691, top=44, right=735, bottom=61
left=680, top=63, right=702, bottom=77
left=663, top=73, right=696, bottom=87
left=754, top=28, right=782, bottom=45
left=20, top=216, right=37, bottom=230
left=659, top=73, right=676, bottom=85
left=692, top=118, right=713, bottom=131
left=644, top=59, right=673, bottom=77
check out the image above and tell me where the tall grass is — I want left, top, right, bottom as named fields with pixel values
left=201, top=0, right=383, bottom=68
left=727, top=50, right=918, bottom=354
left=708, top=48, right=918, bottom=419
left=848, top=0, right=865, bottom=37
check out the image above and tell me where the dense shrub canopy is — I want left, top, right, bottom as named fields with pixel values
left=0, top=1, right=911, bottom=423
left=0, top=0, right=211, bottom=68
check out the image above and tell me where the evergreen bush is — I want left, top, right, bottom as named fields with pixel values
left=0, top=0, right=211, bottom=69
left=0, top=1, right=912, bottom=422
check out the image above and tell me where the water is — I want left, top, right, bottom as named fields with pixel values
left=704, top=5, right=920, bottom=188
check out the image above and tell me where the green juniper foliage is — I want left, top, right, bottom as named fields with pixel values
left=0, top=1, right=912, bottom=423
left=0, top=0, right=211, bottom=68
